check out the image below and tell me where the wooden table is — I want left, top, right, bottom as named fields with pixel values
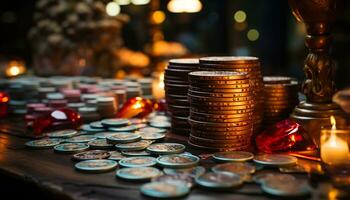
left=0, top=118, right=345, bottom=200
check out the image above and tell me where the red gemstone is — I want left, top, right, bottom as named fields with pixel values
left=116, top=97, right=153, bottom=118
left=0, top=92, right=9, bottom=118
left=255, top=119, right=315, bottom=153
left=32, top=108, right=82, bottom=135
left=153, top=98, right=167, bottom=113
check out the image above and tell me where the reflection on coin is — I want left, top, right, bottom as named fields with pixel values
left=157, top=154, right=200, bottom=169
left=108, top=151, right=126, bottom=161
left=262, top=179, right=311, bottom=197
left=213, top=151, right=254, bottom=162
left=151, top=174, right=194, bottom=188
left=212, top=162, right=256, bottom=175
left=47, top=129, right=77, bottom=138
left=72, top=150, right=110, bottom=161
left=121, top=150, right=151, bottom=157
left=139, top=132, right=165, bottom=140
left=65, top=135, right=97, bottom=143
left=119, top=156, right=157, bottom=168
left=195, top=172, right=243, bottom=189
left=279, top=165, right=307, bottom=174
left=88, top=139, right=114, bottom=149
left=81, top=124, right=105, bottom=133
left=25, top=138, right=62, bottom=149
left=149, top=121, right=171, bottom=129
left=253, top=154, right=297, bottom=167
left=252, top=173, right=296, bottom=185
left=94, top=132, right=118, bottom=139
left=90, top=121, right=104, bottom=129
left=108, top=125, right=139, bottom=132
left=106, top=132, right=141, bottom=144
left=163, top=166, right=206, bottom=178
left=147, top=143, right=186, bottom=155
left=54, top=143, right=89, bottom=154
left=141, top=181, right=190, bottom=198
left=115, top=140, right=153, bottom=151
left=101, top=118, right=130, bottom=127
left=139, top=127, right=167, bottom=134
left=75, top=159, right=117, bottom=173
left=116, top=167, right=163, bottom=181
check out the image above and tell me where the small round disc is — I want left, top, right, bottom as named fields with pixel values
left=253, top=154, right=297, bottom=167
left=88, top=139, right=114, bottom=149
left=108, top=151, right=126, bottom=161
left=80, top=124, right=105, bottom=133
left=108, top=125, right=139, bottom=132
left=261, top=179, right=311, bottom=197
left=139, top=132, right=165, bottom=141
left=163, top=166, right=206, bottom=178
left=25, top=138, right=62, bottom=149
left=152, top=174, right=194, bottom=188
left=115, top=140, right=153, bottom=151
left=90, top=121, right=104, bottom=129
left=65, top=135, right=97, bottom=143
left=54, top=143, right=89, bottom=154
left=121, top=150, right=151, bottom=157
left=141, top=181, right=190, bottom=198
left=157, top=154, right=200, bottom=169
left=212, top=162, right=256, bottom=175
left=116, top=167, right=163, bottom=181
left=101, top=118, right=130, bottom=127
left=252, top=173, right=296, bottom=185
left=147, top=143, right=185, bottom=155
left=139, top=127, right=167, bottom=134
left=75, top=159, right=117, bottom=173
left=195, top=172, right=243, bottom=189
left=213, top=151, right=254, bottom=162
left=47, top=129, right=77, bottom=138
left=106, top=132, right=141, bottom=144
left=94, top=132, right=118, bottom=139
left=119, top=156, right=157, bottom=168
left=149, top=121, right=171, bottom=129
left=72, top=150, right=110, bottom=161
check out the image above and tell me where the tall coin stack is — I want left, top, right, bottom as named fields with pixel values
left=263, top=76, right=299, bottom=127
left=188, top=71, right=254, bottom=151
left=199, top=57, right=264, bottom=134
left=164, top=58, right=199, bottom=135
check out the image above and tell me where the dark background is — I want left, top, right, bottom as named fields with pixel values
left=0, top=0, right=349, bottom=88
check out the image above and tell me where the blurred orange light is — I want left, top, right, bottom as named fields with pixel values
left=151, top=10, right=166, bottom=24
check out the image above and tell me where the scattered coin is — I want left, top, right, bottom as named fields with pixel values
left=80, top=124, right=105, bottom=133
left=101, top=118, right=130, bottom=127
left=119, top=156, right=157, bottom=168
left=149, top=121, right=171, bottom=129
left=212, top=162, right=256, bottom=175
left=253, top=154, right=297, bottom=167
left=88, top=139, right=114, bottom=149
left=121, top=150, right=151, bottom=157
left=25, top=138, right=62, bottom=149
left=94, top=132, right=118, bottom=139
left=213, top=151, right=254, bottom=162
left=195, top=172, right=243, bottom=189
left=72, top=150, right=110, bottom=161
left=47, top=129, right=77, bottom=138
left=90, top=121, right=104, bottom=129
left=152, top=174, right=194, bottom=188
left=163, top=166, right=206, bottom=178
left=147, top=143, right=186, bottom=155
left=141, top=181, right=190, bottom=198
left=139, top=132, right=165, bottom=141
left=108, top=151, right=126, bottom=161
left=115, top=140, right=153, bottom=151
left=75, top=159, right=117, bottom=173
left=139, top=127, right=167, bottom=134
left=157, top=154, right=200, bottom=169
left=108, top=125, right=139, bottom=132
left=116, top=167, right=163, bottom=181
left=279, top=165, right=307, bottom=174
left=65, top=135, right=97, bottom=143
left=252, top=173, right=296, bottom=185
left=106, top=132, right=141, bottom=144
left=261, top=179, right=311, bottom=197
left=54, top=143, right=89, bottom=154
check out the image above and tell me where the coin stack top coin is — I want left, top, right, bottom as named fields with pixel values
left=199, top=56, right=264, bottom=135
left=164, top=58, right=200, bottom=136
left=263, top=76, right=299, bottom=127
left=188, top=71, right=254, bottom=152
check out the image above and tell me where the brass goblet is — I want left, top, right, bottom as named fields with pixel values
left=288, top=0, right=348, bottom=147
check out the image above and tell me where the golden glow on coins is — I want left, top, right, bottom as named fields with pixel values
left=131, top=0, right=150, bottom=5
left=152, top=10, right=166, bottom=24
left=247, top=29, right=259, bottom=41
left=106, top=2, right=121, bottom=16
left=167, top=0, right=202, bottom=13
left=234, top=10, right=246, bottom=23
left=115, top=0, right=131, bottom=5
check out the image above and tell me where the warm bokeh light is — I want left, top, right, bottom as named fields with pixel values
left=106, top=2, right=121, bottom=16
left=167, top=0, right=202, bottom=13
left=151, top=10, right=166, bottom=24
left=247, top=29, right=259, bottom=41
left=131, top=0, right=150, bottom=5
left=234, top=10, right=246, bottom=23
left=115, top=0, right=131, bottom=6
left=5, top=60, right=26, bottom=77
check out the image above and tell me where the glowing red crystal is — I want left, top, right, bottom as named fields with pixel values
left=116, top=97, right=153, bottom=118
left=32, top=108, right=82, bottom=135
left=256, top=119, right=315, bottom=153
left=153, top=99, right=167, bottom=113
left=0, top=92, right=9, bottom=118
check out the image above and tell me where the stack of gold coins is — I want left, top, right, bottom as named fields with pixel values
left=199, top=57, right=264, bottom=135
left=164, top=58, right=199, bottom=135
left=188, top=71, right=254, bottom=152
left=263, top=76, right=299, bottom=127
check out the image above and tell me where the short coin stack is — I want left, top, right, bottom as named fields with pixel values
left=199, top=57, right=264, bottom=134
left=164, top=58, right=200, bottom=136
left=263, top=76, right=299, bottom=127
left=188, top=71, right=254, bottom=151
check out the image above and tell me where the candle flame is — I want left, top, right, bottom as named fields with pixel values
left=330, top=116, right=336, bottom=130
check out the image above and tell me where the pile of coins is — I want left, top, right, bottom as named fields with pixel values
left=199, top=57, right=264, bottom=134
left=188, top=71, right=254, bottom=151
left=263, top=76, right=299, bottom=127
left=164, top=58, right=200, bottom=135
